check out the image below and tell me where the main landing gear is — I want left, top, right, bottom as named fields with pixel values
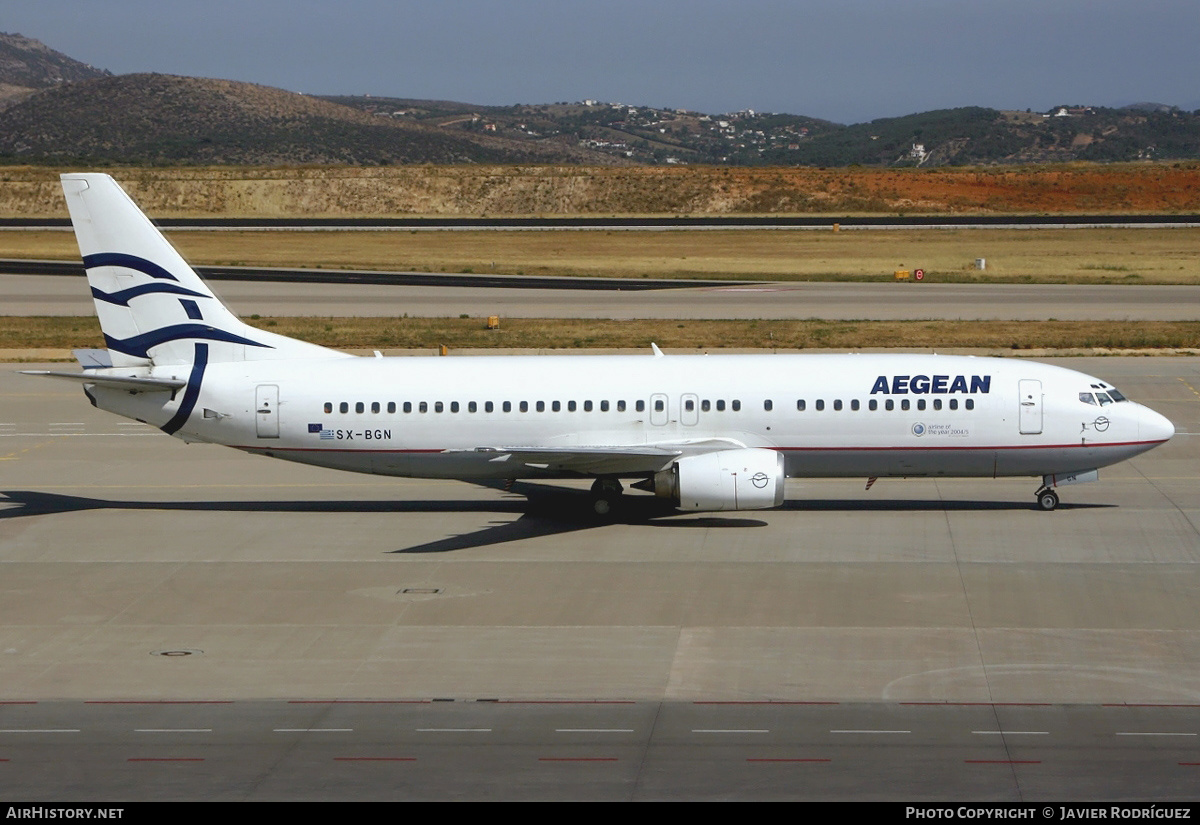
left=590, top=477, right=624, bottom=516
left=1035, top=486, right=1060, bottom=512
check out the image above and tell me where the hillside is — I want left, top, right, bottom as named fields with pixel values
left=333, top=97, right=1200, bottom=167
left=0, top=74, right=628, bottom=166
left=770, top=106, right=1200, bottom=166
left=0, top=33, right=1197, bottom=168
left=326, top=95, right=841, bottom=166
left=0, top=32, right=109, bottom=107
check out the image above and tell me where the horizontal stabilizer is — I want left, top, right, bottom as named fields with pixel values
left=19, top=370, right=186, bottom=394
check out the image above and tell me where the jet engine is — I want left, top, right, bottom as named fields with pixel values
left=649, top=447, right=786, bottom=511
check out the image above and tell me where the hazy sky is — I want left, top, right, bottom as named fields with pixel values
left=4, top=1, right=1197, bottom=124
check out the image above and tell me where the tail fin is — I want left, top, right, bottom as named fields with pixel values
left=62, top=173, right=345, bottom=367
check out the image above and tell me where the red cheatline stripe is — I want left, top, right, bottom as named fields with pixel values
left=239, top=441, right=1167, bottom=456
left=695, top=700, right=838, bottom=705
left=539, top=757, right=619, bottom=762
left=236, top=446, right=445, bottom=454
left=965, top=760, right=1041, bottom=764
left=334, top=757, right=417, bottom=762
left=777, top=440, right=1166, bottom=453
left=901, top=702, right=1051, bottom=706
left=499, top=700, right=636, bottom=704
left=747, top=758, right=831, bottom=763
left=1179, top=762, right=1200, bottom=766
left=289, top=700, right=430, bottom=704
left=87, top=700, right=233, bottom=704
left=0, top=702, right=36, bottom=705
left=1103, top=703, right=1200, bottom=708
left=128, top=758, right=205, bottom=762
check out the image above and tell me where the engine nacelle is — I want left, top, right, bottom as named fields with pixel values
left=652, top=447, right=786, bottom=511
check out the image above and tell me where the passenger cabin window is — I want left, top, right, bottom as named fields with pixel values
left=731, top=400, right=741, bottom=412
left=833, top=400, right=843, bottom=411
left=371, top=402, right=380, bottom=414
left=636, top=400, right=646, bottom=412
left=387, top=402, right=396, bottom=414
left=851, top=400, right=860, bottom=411
left=763, top=400, right=773, bottom=412
left=403, top=402, right=412, bottom=413
left=419, top=402, right=428, bottom=413
left=618, top=400, right=627, bottom=412
left=815, top=399, right=825, bottom=411
left=716, top=400, right=725, bottom=411
left=339, top=402, right=349, bottom=414
left=355, top=402, right=365, bottom=414
left=324, top=402, right=333, bottom=414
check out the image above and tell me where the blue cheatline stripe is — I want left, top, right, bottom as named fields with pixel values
left=83, top=252, right=179, bottom=282
left=103, top=324, right=272, bottom=359
left=91, top=282, right=209, bottom=306
left=161, top=343, right=208, bottom=436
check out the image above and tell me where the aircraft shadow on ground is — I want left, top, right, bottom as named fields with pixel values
left=0, top=485, right=764, bottom=553
left=0, top=485, right=1109, bottom=554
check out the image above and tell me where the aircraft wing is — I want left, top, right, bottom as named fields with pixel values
left=464, top=438, right=748, bottom=476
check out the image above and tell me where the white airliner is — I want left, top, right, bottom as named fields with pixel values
left=23, top=173, right=1175, bottom=514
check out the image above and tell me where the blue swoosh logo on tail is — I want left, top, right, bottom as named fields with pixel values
left=83, top=252, right=180, bottom=282
left=160, top=343, right=208, bottom=435
left=91, top=283, right=210, bottom=306
left=104, top=324, right=272, bottom=359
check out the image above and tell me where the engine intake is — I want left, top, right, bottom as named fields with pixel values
left=652, top=447, right=786, bottom=511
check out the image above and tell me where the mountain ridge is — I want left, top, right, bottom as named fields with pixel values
left=1, top=33, right=1198, bottom=167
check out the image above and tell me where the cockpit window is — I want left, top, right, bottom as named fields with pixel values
left=1079, top=393, right=1097, bottom=405
left=1096, top=392, right=1113, bottom=406
left=1091, top=383, right=1129, bottom=402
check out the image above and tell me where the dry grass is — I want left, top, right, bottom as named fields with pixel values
left=4, top=164, right=1200, bottom=216
left=7, top=315, right=1200, bottom=352
left=3, top=226, right=1199, bottom=284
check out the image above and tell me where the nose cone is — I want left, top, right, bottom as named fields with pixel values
left=1139, top=405, right=1175, bottom=444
